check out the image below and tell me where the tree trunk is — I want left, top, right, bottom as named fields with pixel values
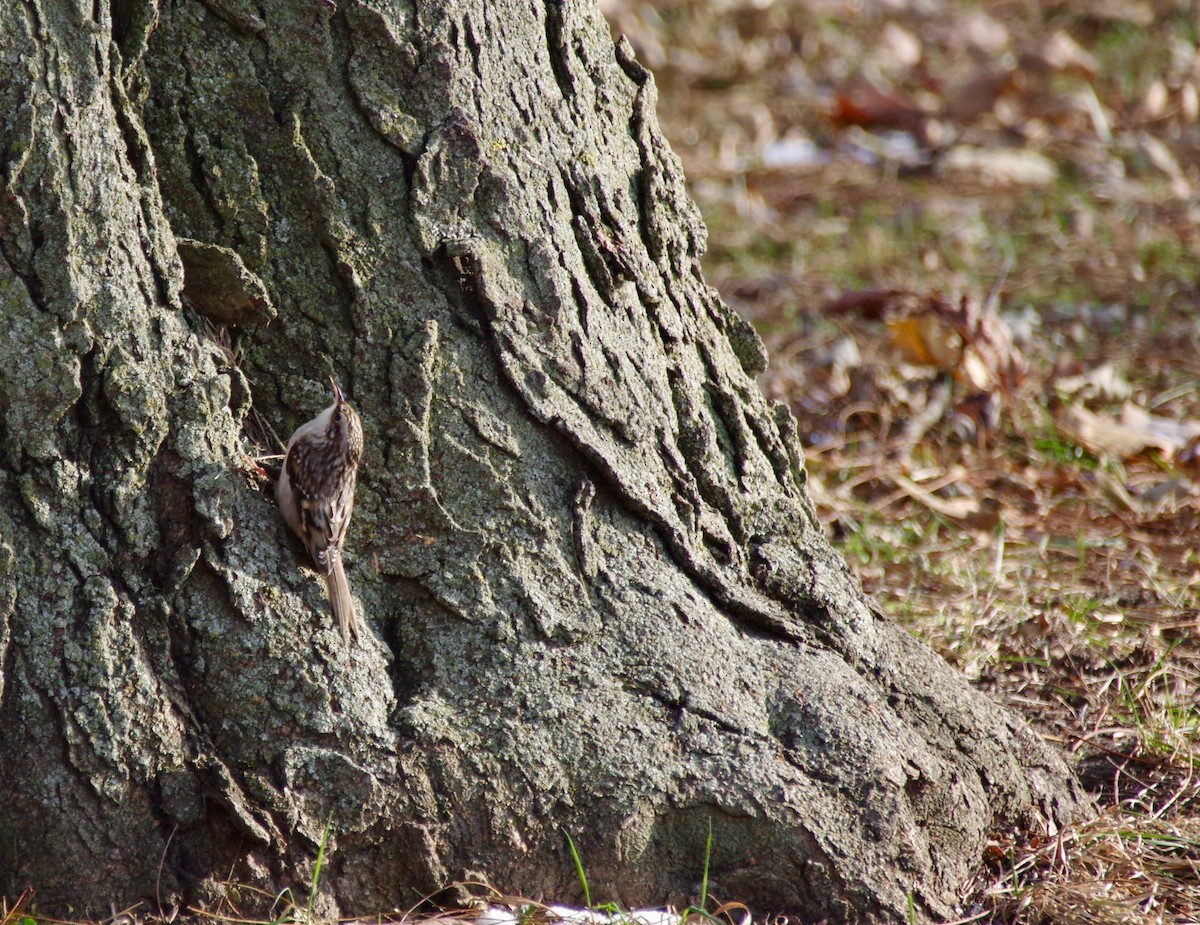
left=0, top=0, right=1084, bottom=921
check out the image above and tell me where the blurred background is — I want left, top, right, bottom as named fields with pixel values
left=599, top=2, right=1200, bottom=920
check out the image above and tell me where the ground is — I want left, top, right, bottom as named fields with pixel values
left=599, top=0, right=1200, bottom=921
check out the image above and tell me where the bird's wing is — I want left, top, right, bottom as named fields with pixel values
left=284, top=439, right=343, bottom=574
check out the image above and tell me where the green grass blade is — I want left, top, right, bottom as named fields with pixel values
left=699, top=817, right=712, bottom=912
left=307, top=815, right=333, bottom=922
left=562, top=828, right=592, bottom=909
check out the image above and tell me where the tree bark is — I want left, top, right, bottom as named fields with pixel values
left=0, top=0, right=1084, bottom=921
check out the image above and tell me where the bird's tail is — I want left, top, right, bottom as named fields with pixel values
left=325, top=557, right=358, bottom=644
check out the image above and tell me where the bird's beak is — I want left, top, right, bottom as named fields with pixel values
left=329, top=376, right=343, bottom=404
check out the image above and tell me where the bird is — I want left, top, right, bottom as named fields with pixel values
left=276, top=377, right=364, bottom=644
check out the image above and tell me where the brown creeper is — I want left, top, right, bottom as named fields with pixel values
left=276, top=378, right=364, bottom=643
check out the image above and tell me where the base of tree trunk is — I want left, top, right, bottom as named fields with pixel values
left=0, top=0, right=1085, bottom=921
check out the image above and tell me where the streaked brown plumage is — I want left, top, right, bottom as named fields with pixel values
left=276, top=378, right=364, bottom=643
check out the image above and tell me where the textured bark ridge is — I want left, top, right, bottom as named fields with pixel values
left=0, top=0, right=1084, bottom=921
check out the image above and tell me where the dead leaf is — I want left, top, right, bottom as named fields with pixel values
left=824, top=288, right=911, bottom=321
left=1053, top=362, right=1134, bottom=402
left=888, top=314, right=962, bottom=370
left=959, top=10, right=1010, bottom=55
left=829, top=81, right=928, bottom=133
left=1071, top=0, right=1154, bottom=26
left=915, top=293, right=1026, bottom=395
left=1060, top=403, right=1200, bottom=459
left=1183, top=82, right=1199, bottom=121
left=1141, top=80, right=1170, bottom=119
left=1061, top=406, right=1153, bottom=458
left=1138, top=133, right=1191, bottom=197
left=941, top=146, right=1058, bottom=186
left=880, top=22, right=922, bottom=70
left=827, top=290, right=1026, bottom=399
left=825, top=336, right=862, bottom=398
left=1120, top=403, right=1200, bottom=448
left=1031, top=30, right=1099, bottom=78
left=942, top=67, right=1016, bottom=122
left=760, top=133, right=825, bottom=170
